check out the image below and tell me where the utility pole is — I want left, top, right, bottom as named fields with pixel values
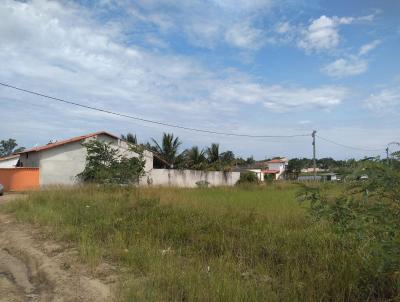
left=312, top=130, right=317, bottom=180
left=386, top=147, right=389, bottom=166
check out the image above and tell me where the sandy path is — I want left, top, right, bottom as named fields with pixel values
left=0, top=212, right=116, bottom=302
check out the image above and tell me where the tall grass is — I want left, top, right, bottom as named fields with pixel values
left=3, top=184, right=369, bottom=301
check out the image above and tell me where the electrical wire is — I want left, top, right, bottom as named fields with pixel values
left=0, top=82, right=309, bottom=138
left=316, top=135, right=385, bottom=152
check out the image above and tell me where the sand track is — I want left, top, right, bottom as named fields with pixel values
left=0, top=213, right=113, bottom=302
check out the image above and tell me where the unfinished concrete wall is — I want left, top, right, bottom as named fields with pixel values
left=19, top=152, right=41, bottom=168
left=148, top=169, right=240, bottom=187
left=38, top=141, right=86, bottom=185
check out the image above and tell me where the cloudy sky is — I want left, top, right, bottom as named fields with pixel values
left=0, top=0, right=399, bottom=159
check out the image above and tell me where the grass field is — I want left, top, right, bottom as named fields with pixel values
left=3, top=184, right=370, bottom=301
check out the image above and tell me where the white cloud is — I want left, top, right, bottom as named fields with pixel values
left=122, top=0, right=274, bottom=50
left=359, top=39, right=381, bottom=56
left=213, top=0, right=274, bottom=12
left=298, top=14, right=374, bottom=53
left=0, top=0, right=348, bottom=119
left=298, top=15, right=341, bottom=52
left=321, top=39, right=381, bottom=78
left=364, top=87, right=400, bottom=113
left=0, top=0, right=359, bottom=162
left=211, top=82, right=347, bottom=111
left=322, top=57, right=368, bottom=77
left=225, top=22, right=264, bottom=49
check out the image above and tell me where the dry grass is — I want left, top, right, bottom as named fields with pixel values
left=3, top=184, right=366, bottom=301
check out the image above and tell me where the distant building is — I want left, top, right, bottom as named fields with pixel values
left=231, top=167, right=263, bottom=181
left=298, top=173, right=339, bottom=182
left=301, top=167, right=327, bottom=173
left=262, top=158, right=288, bottom=180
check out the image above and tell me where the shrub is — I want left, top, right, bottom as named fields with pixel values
left=298, top=162, right=400, bottom=299
left=78, top=140, right=146, bottom=184
left=237, top=171, right=259, bottom=184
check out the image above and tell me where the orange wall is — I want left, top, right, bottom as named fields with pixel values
left=0, top=168, right=40, bottom=192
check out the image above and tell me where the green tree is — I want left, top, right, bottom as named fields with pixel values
left=220, top=150, right=235, bottom=165
left=206, top=143, right=220, bottom=164
left=0, top=138, right=25, bottom=157
left=151, top=133, right=182, bottom=168
left=183, top=146, right=206, bottom=170
left=246, top=156, right=255, bottom=165
left=121, top=133, right=137, bottom=144
left=78, top=140, right=145, bottom=184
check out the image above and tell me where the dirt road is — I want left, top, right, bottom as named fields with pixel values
left=0, top=210, right=115, bottom=301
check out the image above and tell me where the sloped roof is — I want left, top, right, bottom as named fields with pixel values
left=19, top=131, right=119, bottom=154
left=262, top=169, right=280, bottom=174
left=267, top=158, right=287, bottom=163
left=0, top=154, right=20, bottom=161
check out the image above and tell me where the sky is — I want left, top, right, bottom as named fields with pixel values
left=0, top=0, right=399, bottom=160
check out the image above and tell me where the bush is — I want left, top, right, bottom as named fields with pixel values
left=237, top=171, right=259, bottom=184
left=298, top=162, right=400, bottom=299
left=78, top=140, right=146, bottom=185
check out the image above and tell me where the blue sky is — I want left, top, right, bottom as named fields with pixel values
left=0, top=0, right=399, bottom=160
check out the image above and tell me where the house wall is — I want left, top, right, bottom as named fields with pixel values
left=20, top=152, right=41, bottom=168
left=148, top=169, right=240, bottom=187
left=247, top=169, right=263, bottom=181
left=38, top=141, right=87, bottom=185
left=0, top=168, right=39, bottom=191
left=267, top=162, right=285, bottom=172
left=20, top=134, right=153, bottom=186
left=267, top=162, right=288, bottom=180
left=0, top=157, right=19, bottom=168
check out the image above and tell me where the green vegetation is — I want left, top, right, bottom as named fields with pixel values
left=0, top=138, right=25, bottom=157
left=237, top=171, right=259, bottom=184
left=299, top=162, right=400, bottom=300
left=78, top=140, right=145, bottom=184
left=134, top=132, right=238, bottom=171
left=4, top=182, right=398, bottom=301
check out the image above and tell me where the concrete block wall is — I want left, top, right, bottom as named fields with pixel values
left=148, top=169, right=240, bottom=187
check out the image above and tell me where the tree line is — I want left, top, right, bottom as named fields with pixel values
left=122, top=132, right=254, bottom=171
left=288, top=156, right=400, bottom=178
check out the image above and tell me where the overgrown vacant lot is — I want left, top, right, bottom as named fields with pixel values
left=3, top=184, right=378, bottom=301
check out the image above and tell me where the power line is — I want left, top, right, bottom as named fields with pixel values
left=316, top=135, right=384, bottom=152
left=0, top=82, right=309, bottom=138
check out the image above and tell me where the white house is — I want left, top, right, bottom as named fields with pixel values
left=18, top=131, right=153, bottom=186
left=262, top=158, right=288, bottom=180
left=0, top=154, right=20, bottom=168
left=13, top=131, right=240, bottom=188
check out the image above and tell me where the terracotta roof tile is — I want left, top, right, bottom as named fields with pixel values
left=267, top=159, right=287, bottom=163
left=0, top=154, right=20, bottom=161
left=19, top=131, right=119, bottom=154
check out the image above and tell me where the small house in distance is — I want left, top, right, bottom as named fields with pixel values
left=234, top=157, right=289, bottom=181
left=18, top=131, right=153, bottom=186
left=262, top=158, right=288, bottom=180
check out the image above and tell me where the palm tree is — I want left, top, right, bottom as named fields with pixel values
left=206, top=143, right=220, bottom=163
left=121, top=133, right=137, bottom=144
left=151, top=133, right=182, bottom=167
left=220, top=150, right=235, bottom=164
left=184, top=146, right=206, bottom=169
